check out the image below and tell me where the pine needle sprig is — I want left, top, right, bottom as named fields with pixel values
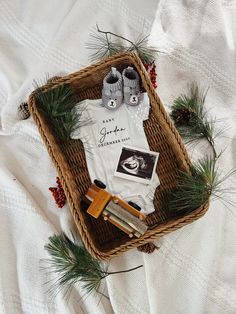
left=43, top=233, right=143, bottom=298
left=168, top=157, right=236, bottom=214
left=86, top=30, right=125, bottom=62
left=171, top=84, right=217, bottom=159
left=86, top=25, right=159, bottom=63
left=34, top=84, right=83, bottom=142
left=128, top=34, right=159, bottom=64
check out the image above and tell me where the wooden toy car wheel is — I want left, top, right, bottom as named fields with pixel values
left=94, top=179, right=106, bottom=189
left=128, top=201, right=141, bottom=211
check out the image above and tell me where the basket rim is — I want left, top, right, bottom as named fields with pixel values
left=28, top=51, right=209, bottom=260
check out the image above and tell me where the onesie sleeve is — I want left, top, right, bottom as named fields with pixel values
left=136, top=93, right=150, bottom=121
left=70, top=100, right=91, bottom=139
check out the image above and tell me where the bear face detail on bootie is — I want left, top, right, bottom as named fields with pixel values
left=102, top=67, right=123, bottom=110
left=102, top=89, right=123, bottom=110
left=124, top=86, right=140, bottom=105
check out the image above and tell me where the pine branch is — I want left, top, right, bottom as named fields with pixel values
left=86, top=25, right=159, bottom=63
left=167, top=157, right=235, bottom=214
left=106, top=265, right=143, bottom=275
left=86, top=30, right=125, bottom=62
left=34, top=84, right=83, bottom=142
left=43, top=233, right=143, bottom=299
left=170, top=83, right=218, bottom=159
left=96, top=24, right=137, bottom=49
left=129, top=34, right=159, bottom=64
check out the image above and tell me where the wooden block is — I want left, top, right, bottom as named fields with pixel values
left=106, top=202, right=148, bottom=235
left=87, top=189, right=111, bottom=218
left=103, top=209, right=141, bottom=238
left=112, top=196, right=146, bottom=220
left=85, top=183, right=100, bottom=202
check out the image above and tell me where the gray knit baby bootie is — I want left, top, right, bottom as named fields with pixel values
left=102, top=67, right=123, bottom=110
left=122, top=67, right=140, bottom=106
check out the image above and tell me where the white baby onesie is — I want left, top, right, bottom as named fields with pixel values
left=71, top=93, right=160, bottom=214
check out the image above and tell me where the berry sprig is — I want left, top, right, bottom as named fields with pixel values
left=144, top=62, right=157, bottom=89
left=49, top=177, right=66, bottom=208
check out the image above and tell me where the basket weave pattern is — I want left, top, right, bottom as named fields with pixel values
left=29, top=52, right=209, bottom=260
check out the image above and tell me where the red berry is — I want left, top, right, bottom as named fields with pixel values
left=49, top=177, right=67, bottom=208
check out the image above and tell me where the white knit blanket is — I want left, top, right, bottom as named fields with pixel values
left=0, top=1, right=236, bottom=313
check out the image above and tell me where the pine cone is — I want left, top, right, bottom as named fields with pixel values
left=137, top=242, right=158, bottom=253
left=172, top=108, right=192, bottom=126
left=18, top=102, right=30, bottom=120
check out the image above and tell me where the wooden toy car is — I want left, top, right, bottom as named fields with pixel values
left=85, top=180, right=148, bottom=238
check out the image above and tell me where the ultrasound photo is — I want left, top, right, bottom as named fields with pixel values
left=114, top=146, right=159, bottom=184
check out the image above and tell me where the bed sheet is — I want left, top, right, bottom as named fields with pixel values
left=0, top=1, right=236, bottom=313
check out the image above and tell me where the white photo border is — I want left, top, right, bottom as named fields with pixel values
left=114, top=145, right=159, bottom=185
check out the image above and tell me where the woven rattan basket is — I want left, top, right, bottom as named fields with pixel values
left=29, top=52, right=209, bottom=260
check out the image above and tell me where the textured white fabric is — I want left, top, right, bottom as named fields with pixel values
left=0, top=0, right=236, bottom=313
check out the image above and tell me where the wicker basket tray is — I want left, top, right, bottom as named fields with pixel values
left=29, top=52, right=209, bottom=260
